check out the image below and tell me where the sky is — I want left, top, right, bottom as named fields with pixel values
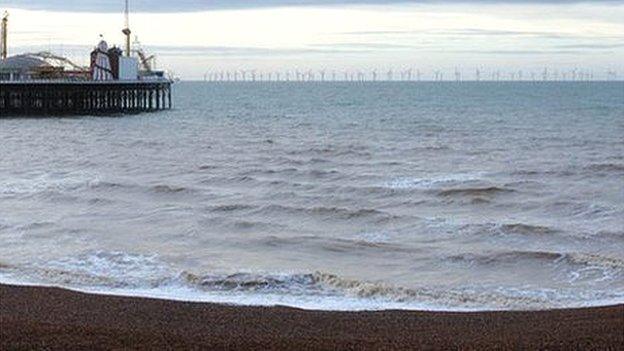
left=3, top=0, right=624, bottom=80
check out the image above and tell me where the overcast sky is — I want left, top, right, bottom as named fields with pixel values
left=4, top=0, right=624, bottom=79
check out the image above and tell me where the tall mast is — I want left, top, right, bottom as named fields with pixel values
left=1, top=11, right=8, bottom=60
left=122, top=0, right=131, bottom=57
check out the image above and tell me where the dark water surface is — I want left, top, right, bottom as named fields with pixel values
left=1, top=82, right=623, bottom=310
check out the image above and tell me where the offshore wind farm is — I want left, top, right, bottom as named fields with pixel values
left=200, top=67, right=617, bottom=82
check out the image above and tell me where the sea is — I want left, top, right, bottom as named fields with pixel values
left=1, top=81, right=623, bottom=311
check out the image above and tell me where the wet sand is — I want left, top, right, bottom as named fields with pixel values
left=1, top=284, right=622, bottom=350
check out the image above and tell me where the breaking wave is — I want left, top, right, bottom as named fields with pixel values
left=206, top=204, right=255, bottom=212
left=385, top=173, right=484, bottom=190
left=150, top=184, right=192, bottom=194
left=498, top=223, right=559, bottom=236
left=435, top=186, right=514, bottom=198
left=256, top=235, right=411, bottom=254
left=254, top=204, right=395, bottom=222
left=585, top=163, right=624, bottom=173
left=0, top=172, right=101, bottom=196
left=447, top=250, right=624, bottom=271
left=1, top=250, right=623, bottom=311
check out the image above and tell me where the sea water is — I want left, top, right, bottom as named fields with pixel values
left=1, top=81, right=623, bottom=311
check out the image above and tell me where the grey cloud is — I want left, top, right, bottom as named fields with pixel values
left=340, top=28, right=622, bottom=40
left=308, top=42, right=416, bottom=49
left=3, top=0, right=623, bottom=13
left=554, top=43, right=624, bottom=49
left=150, top=45, right=370, bottom=57
left=435, top=49, right=605, bottom=55
left=13, top=42, right=617, bottom=60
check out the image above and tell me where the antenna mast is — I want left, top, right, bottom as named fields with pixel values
left=1, top=11, right=8, bottom=60
left=122, top=0, right=131, bottom=57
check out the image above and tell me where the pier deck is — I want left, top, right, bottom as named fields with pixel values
left=0, top=80, right=172, bottom=116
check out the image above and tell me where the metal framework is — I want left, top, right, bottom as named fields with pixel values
left=25, top=51, right=88, bottom=72
left=0, top=81, right=172, bottom=116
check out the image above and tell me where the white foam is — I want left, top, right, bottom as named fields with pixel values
left=0, top=171, right=101, bottom=196
left=385, top=172, right=484, bottom=190
left=2, top=266, right=623, bottom=312
left=354, top=231, right=391, bottom=244
left=3, top=271, right=624, bottom=312
left=0, top=271, right=444, bottom=311
left=1, top=249, right=623, bottom=312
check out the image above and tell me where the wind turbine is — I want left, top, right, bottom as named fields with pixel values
left=435, top=70, right=445, bottom=82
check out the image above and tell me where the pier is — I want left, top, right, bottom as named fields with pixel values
left=0, top=5, right=175, bottom=117
left=0, top=80, right=172, bottom=116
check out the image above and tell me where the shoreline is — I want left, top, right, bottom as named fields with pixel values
left=2, top=277, right=623, bottom=312
left=2, top=284, right=622, bottom=350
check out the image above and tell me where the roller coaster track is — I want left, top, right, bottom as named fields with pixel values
left=25, top=51, right=88, bottom=72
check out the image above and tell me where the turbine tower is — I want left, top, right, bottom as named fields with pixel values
left=122, top=0, right=132, bottom=57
